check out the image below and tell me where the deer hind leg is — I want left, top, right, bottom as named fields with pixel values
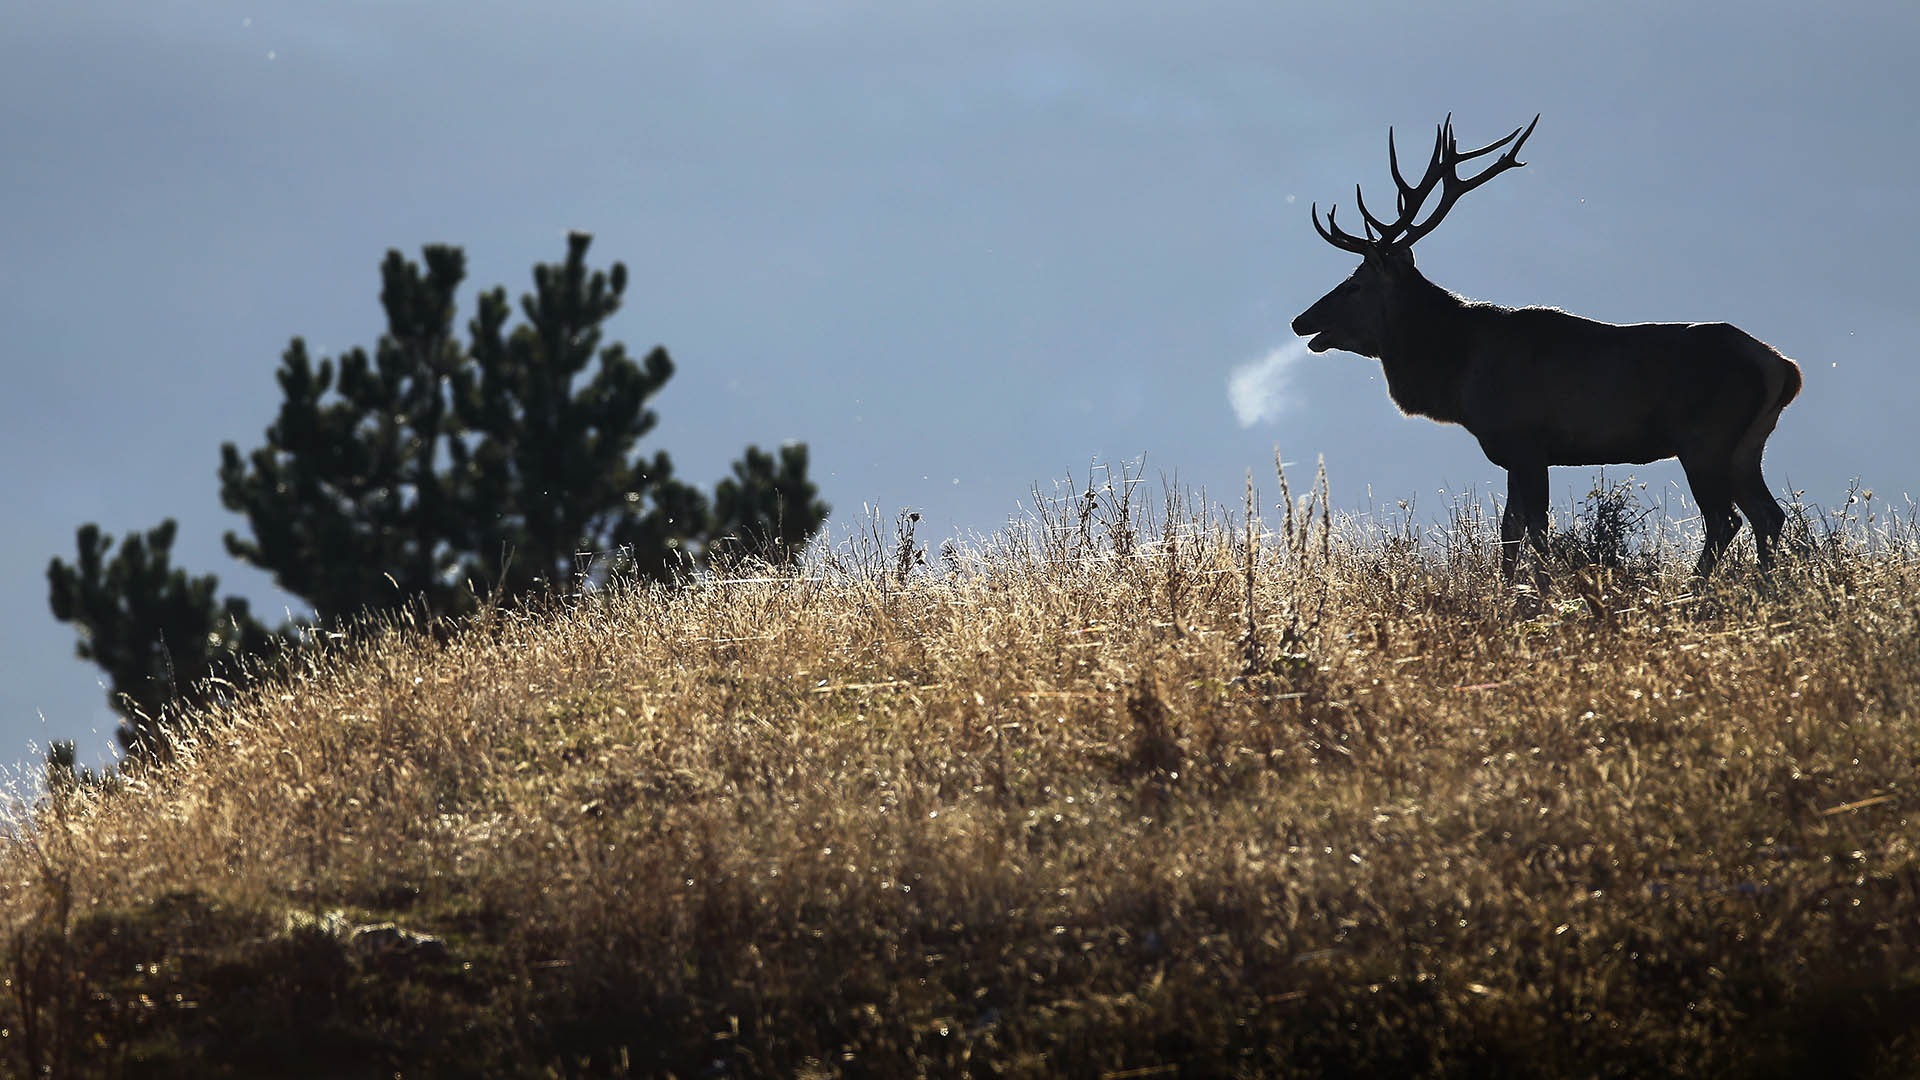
left=1731, top=410, right=1792, bottom=570
left=1732, top=453, right=1787, bottom=570
left=1682, top=458, right=1742, bottom=577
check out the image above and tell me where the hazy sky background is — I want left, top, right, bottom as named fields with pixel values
left=4, top=1, right=1915, bottom=772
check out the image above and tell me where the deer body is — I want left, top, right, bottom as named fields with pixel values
left=1291, top=116, right=1800, bottom=576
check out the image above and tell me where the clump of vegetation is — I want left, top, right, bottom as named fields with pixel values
left=6, top=464, right=1919, bottom=1078
left=1540, top=473, right=1659, bottom=572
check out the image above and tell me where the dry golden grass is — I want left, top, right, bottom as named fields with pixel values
left=5, top=466, right=1920, bottom=1078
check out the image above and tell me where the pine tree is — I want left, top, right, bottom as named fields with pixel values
left=45, top=520, right=276, bottom=759
left=215, top=246, right=473, bottom=623
left=710, top=444, right=831, bottom=568
left=49, top=233, right=829, bottom=764
left=443, top=233, right=709, bottom=593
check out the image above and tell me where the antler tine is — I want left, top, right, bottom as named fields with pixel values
left=1450, top=113, right=1539, bottom=166
left=1354, top=183, right=1397, bottom=239
left=1444, top=113, right=1539, bottom=192
left=1385, top=123, right=1438, bottom=209
left=1323, top=204, right=1374, bottom=252
left=1508, top=113, right=1540, bottom=165
left=1311, top=202, right=1372, bottom=254
left=1387, top=126, right=1410, bottom=206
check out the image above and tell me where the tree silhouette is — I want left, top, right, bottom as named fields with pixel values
left=46, top=520, right=277, bottom=760
left=711, top=444, right=829, bottom=568
left=49, top=232, right=828, bottom=765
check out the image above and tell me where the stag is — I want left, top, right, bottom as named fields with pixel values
left=1291, top=115, right=1802, bottom=578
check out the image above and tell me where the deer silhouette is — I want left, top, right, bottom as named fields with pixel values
left=1292, top=115, right=1801, bottom=577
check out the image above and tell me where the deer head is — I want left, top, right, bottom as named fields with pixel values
left=1292, top=114, right=1539, bottom=355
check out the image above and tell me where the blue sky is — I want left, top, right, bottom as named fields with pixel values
left=4, top=1, right=1915, bottom=771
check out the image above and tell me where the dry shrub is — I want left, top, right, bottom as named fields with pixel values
left=4, top=467, right=1920, bottom=1078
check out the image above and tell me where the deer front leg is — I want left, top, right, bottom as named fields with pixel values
left=1500, top=494, right=1525, bottom=580
left=1502, top=464, right=1550, bottom=582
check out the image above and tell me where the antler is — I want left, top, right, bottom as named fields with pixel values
left=1310, top=201, right=1375, bottom=254
left=1311, top=114, right=1540, bottom=253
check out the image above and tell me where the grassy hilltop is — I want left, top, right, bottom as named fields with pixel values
left=5, top=466, right=1920, bottom=1078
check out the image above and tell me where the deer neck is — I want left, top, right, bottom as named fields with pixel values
left=1376, top=273, right=1475, bottom=424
